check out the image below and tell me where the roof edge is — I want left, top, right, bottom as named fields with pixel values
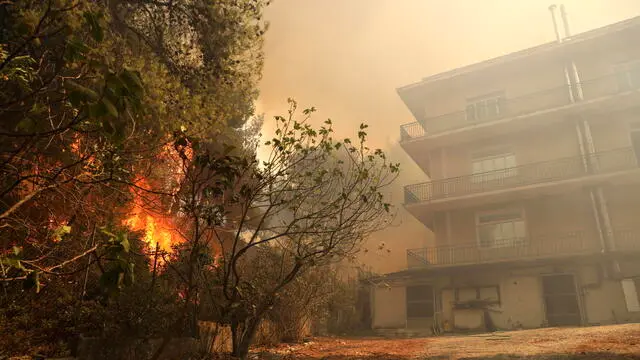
left=397, top=15, right=640, bottom=94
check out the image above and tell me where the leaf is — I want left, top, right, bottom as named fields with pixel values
left=120, top=67, right=144, bottom=93
left=117, top=232, right=130, bottom=253
left=84, top=11, right=104, bottom=42
left=1, top=258, right=24, bottom=271
left=52, top=225, right=71, bottom=242
left=65, top=38, right=90, bottom=61
left=65, top=80, right=99, bottom=102
left=101, top=98, right=118, bottom=117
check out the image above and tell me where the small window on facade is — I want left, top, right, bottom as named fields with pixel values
left=458, top=288, right=477, bottom=302
left=471, top=151, right=517, bottom=182
left=621, top=279, right=640, bottom=312
left=454, top=286, right=500, bottom=303
left=406, top=285, right=434, bottom=318
left=466, top=93, right=505, bottom=122
left=476, top=209, right=527, bottom=248
left=479, top=286, right=500, bottom=302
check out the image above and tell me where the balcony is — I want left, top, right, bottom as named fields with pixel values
left=407, top=229, right=640, bottom=269
left=407, top=231, right=599, bottom=269
left=405, top=147, right=638, bottom=205
left=612, top=229, right=640, bottom=252
left=400, top=70, right=640, bottom=143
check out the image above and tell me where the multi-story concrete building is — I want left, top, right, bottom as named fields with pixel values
left=371, top=14, right=640, bottom=333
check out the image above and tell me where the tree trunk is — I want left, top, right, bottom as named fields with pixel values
left=231, top=317, right=261, bottom=360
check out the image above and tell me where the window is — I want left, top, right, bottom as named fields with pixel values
left=476, top=209, right=527, bottom=248
left=471, top=151, right=517, bottom=182
left=406, top=285, right=434, bottom=318
left=454, top=286, right=500, bottom=303
left=615, top=62, right=640, bottom=91
left=466, top=93, right=505, bottom=122
left=621, top=279, right=640, bottom=312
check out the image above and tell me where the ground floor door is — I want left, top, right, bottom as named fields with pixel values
left=542, top=274, right=582, bottom=326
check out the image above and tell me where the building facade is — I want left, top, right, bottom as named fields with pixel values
left=372, top=16, right=640, bottom=333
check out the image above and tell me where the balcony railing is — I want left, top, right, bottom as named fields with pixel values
left=612, top=229, right=640, bottom=252
left=405, top=147, right=638, bottom=204
left=400, top=70, right=640, bottom=142
left=407, top=229, right=640, bottom=268
left=407, top=231, right=598, bottom=268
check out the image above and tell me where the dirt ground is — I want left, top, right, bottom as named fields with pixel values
left=251, top=323, right=640, bottom=360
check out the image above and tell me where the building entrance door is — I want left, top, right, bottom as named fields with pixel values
left=542, top=274, right=581, bottom=326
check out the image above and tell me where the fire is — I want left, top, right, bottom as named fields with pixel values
left=123, top=141, right=191, bottom=257
left=124, top=178, right=181, bottom=255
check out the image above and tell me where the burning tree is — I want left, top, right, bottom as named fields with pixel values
left=0, top=0, right=266, bottom=356
left=160, top=99, right=398, bottom=359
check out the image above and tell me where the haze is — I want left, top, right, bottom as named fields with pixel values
left=257, top=0, right=640, bottom=274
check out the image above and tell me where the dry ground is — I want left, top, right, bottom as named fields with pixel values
left=251, top=323, right=640, bottom=360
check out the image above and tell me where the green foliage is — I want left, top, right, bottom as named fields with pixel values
left=172, top=99, right=399, bottom=358
left=99, top=228, right=135, bottom=296
left=0, top=0, right=266, bottom=357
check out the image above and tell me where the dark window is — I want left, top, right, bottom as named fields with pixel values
left=406, top=285, right=434, bottom=318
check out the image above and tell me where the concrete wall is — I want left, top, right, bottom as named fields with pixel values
left=371, top=285, right=406, bottom=329
left=571, top=28, right=640, bottom=84
left=440, top=269, right=546, bottom=330
left=428, top=120, right=581, bottom=181
left=433, top=190, right=599, bottom=248
left=420, top=52, right=566, bottom=133
left=373, top=258, right=640, bottom=332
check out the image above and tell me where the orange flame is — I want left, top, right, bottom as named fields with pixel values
left=124, top=179, right=181, bottom=255
left=123, top=142, right=191, bottom=257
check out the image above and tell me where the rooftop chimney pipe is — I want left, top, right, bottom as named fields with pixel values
left=548, top=5, right=562, bottom=43
left=560, top=4, right=571, bottom=38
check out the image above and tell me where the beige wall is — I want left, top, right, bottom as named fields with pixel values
left=371, top=285, right=406, bottom=329
left=427, top=121, right=581, bottom=181
left=604, top=184, right=640, bottom=231
left=439, top=272, right=545, bottom=330
left=420, top=53, right=567, bottom=132
left=572, top=29, right=640, bottom=83
left=586, top=108, right=636, bottom=152
left=373, top=260, right=640, bottom=331
left=434, top=190, right=599, bottom=248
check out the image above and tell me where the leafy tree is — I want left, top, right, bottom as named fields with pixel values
left=162, top=99, right=398, bottom=359
left=0, top=0, right=265, bottom=356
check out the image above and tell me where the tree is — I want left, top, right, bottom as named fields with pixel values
left=0, top=0, right=265, bottom=286
left=0, top=0, right=266, bottom=356
left=163, top=99, right=398, bottom=359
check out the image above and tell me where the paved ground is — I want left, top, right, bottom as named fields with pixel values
left=251, top=323, right=640, bottom=359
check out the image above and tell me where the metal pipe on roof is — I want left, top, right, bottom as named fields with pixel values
left=549, top=5, right=562, bottom=43
left=560, top=4, right=572, bottom=38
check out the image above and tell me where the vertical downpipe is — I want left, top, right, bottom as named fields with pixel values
left=561, top=5, right=585, bottom=101
left=550, top=5, right=576, bottom=104
left=582, top=121, right=616, bottom=253
left=556, top=4, right=610, bottom=258
left=577, top=122, right=606, bottom=252
left=563, top=2, right=618, bottom=274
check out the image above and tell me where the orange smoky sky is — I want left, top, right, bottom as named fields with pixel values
left=257, top=0, right=640, bottom=274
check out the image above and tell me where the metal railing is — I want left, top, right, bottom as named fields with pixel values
left=407, top=231, right=598, bottom=268
left=612, top=229, right=640, bottom=252
left=400, top=70, right=640, bottom=142
left=405, top=147, right=638, bottom=204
